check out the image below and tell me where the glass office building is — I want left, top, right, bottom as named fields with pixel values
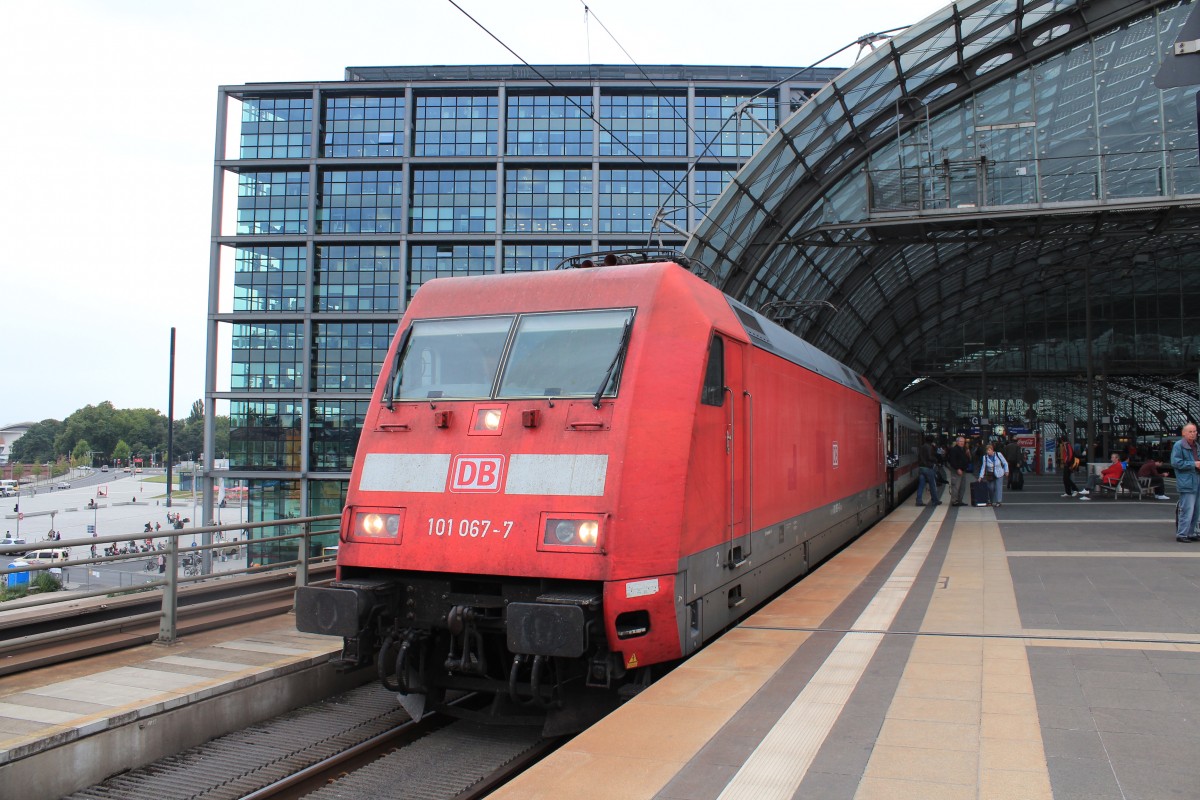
left=206, top=64, right=840, bottom=535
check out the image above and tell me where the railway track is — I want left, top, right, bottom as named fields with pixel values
left=0, top=563, right=333, bottom=674
left=65, top=684, right=558, bottom=800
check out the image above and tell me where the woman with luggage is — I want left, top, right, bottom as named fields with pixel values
left=978, top=443, right=1009, bottom=507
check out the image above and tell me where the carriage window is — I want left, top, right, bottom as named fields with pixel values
left=394, top=316, right=514, bottom=399
left=701, top=335, right=724, bottom=406
left=497, top=309, right=634, bottom=398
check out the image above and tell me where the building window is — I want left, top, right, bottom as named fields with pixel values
left=694, top=168, right=736, bottom=219
left=233, top=246, right=306, bottom=313
left=414, top=95, right=498, bottom=157
left=504, top=168, right=593, bottom=233
left=323, top=95, right=405, bottom=158
left=231, top=323, right=304, bottom=392
left=599, top=169, right=686, bottom=234
left=230, top=406, right=302, bottom=471
left=312, top=322, right=395, bottom=392
left=315, top=245, right=400, bottom=312
left=600, top=94, right=687, bottom=157
left=506, top=94, right=593, bottom=156
left=318, top=170, right=404, bottom=234
left=694, top=94, right=776, bottom=158
left=503, top=243, right=591, bottom=272
left=408, top=243, right=495, bottom=299
left=309, top=404, right=368, bottom=472
left=237, top=172, right=309, bottom=235
left=244, top=479, right=302, bottom=565
left=240, top=97, right=312, bottom=159
left=306, top=479, right=347, bottom=554
left=411, top=169, right=497, bottom=233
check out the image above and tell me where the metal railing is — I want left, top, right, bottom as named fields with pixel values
left=866, top=150, right=1200, bottom=214
left=0, top=513, right=341, bottom=644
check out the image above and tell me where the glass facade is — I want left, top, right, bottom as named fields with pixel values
left=599, top=169, right=687, bottom=234
left=240, top=97, right=312, bottom=159
left=233, top=246, right=306, bottom=313
left=411, top=169, right=496, bottom=233
left=213, top=65, right=831, bottom=516
left=315, top=245, right=399, bottom=313
left=312, top=322, right=395, bottom=392
left=414, top=95, right=498, bottom=156
left=231, top=323, right=303, bottom=392
left=504, top=168, right=592, bottom=233
left=318, top=170, right=405, bottom=234
left=323, top=95, right=404, bottom=158
left=507, top=94, right=593, bottom=156
left=503, top=243, right=591, bottom=272
left=694, top=94, right=777, bottom=158
left=229, top=402, right=302, bottom=471
left=600, top=94, right=687, bottom=157
left=237, top=172, right=309, bottom=235
left=408, top=244, right=495, bottom=299
left=309, top=402, right=368, bottom=472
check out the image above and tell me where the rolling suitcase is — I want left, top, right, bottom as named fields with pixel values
left=1010, top=468, right=1024, bottom=491
left=971, top=480, right=990, bottom=507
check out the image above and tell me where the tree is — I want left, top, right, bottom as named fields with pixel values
left=11, top=419, right=62, bottom=463
left=112, top=439, right=131, bottom=465
left=71, top=440, right=92, bottom=465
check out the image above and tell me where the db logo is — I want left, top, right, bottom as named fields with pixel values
left=449, top=455, right=506, bottom=493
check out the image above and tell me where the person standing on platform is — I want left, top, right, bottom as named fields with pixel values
left=1170, top=423, right=1200, bottom=543
left=947, top=434, right=971, bottom=506
left=978, top=443, right=1009, bottom=507
left=915, top=435, right=941, bottom=507
left=1004, top=436, right=1023, bottom=488
left=1058, top=437, right=1080, bottom=497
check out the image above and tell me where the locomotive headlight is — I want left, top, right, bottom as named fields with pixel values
left=482, top=409, right=502, bottom=430
left=554, top=520, right=577, bottom=544
left=542, top=517, right=602, bottom=550
left=355, top=511, right=402, bottom=538
left=577, top=520, right=599, bottom=545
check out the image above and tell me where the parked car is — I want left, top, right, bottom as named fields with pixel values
left=1, top=537, right=29, bottom=556
left=55, top=481, right=71, bottom=489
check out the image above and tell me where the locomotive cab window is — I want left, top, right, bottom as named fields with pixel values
left=701, top=335, right=724, bottom=406
left=497, top=309, right=634, bottom=399
left=393, top=316, right=514, bottom=400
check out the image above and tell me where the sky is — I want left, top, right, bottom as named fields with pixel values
left=0, top=0, right=950, bottom=425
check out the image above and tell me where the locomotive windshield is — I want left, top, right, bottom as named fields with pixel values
left=393, top=316, right=514, bottom=400
left=390, top=308, right=634, bottom=401
left=498, top=309, right=633, bottom=398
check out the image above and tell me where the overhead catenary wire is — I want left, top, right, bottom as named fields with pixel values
left=445, top=0, right=923, bottom=260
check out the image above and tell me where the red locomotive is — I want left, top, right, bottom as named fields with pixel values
left=296, top=251, right=918, bottom=728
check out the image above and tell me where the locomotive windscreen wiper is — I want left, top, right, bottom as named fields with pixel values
left=592, top=318, right=632, bottom=408
left=382, top=325, right=413, bottom=410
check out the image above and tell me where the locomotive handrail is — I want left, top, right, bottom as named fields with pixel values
left=725, top=385, right=739, bottom=567
left=744, top=389, right=754, bottom=561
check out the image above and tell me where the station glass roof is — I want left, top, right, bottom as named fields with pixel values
left=685, top=0, right=1200, bottom=442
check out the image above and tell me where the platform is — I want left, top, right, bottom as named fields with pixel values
left=0, top=616, right=357, bottom=800
left=495, top=474, right=1200, bottom=800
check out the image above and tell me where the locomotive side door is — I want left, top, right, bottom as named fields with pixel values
left=700, top=332, right=750, bottom=567
left=885, top=413, right=896, bottom=508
